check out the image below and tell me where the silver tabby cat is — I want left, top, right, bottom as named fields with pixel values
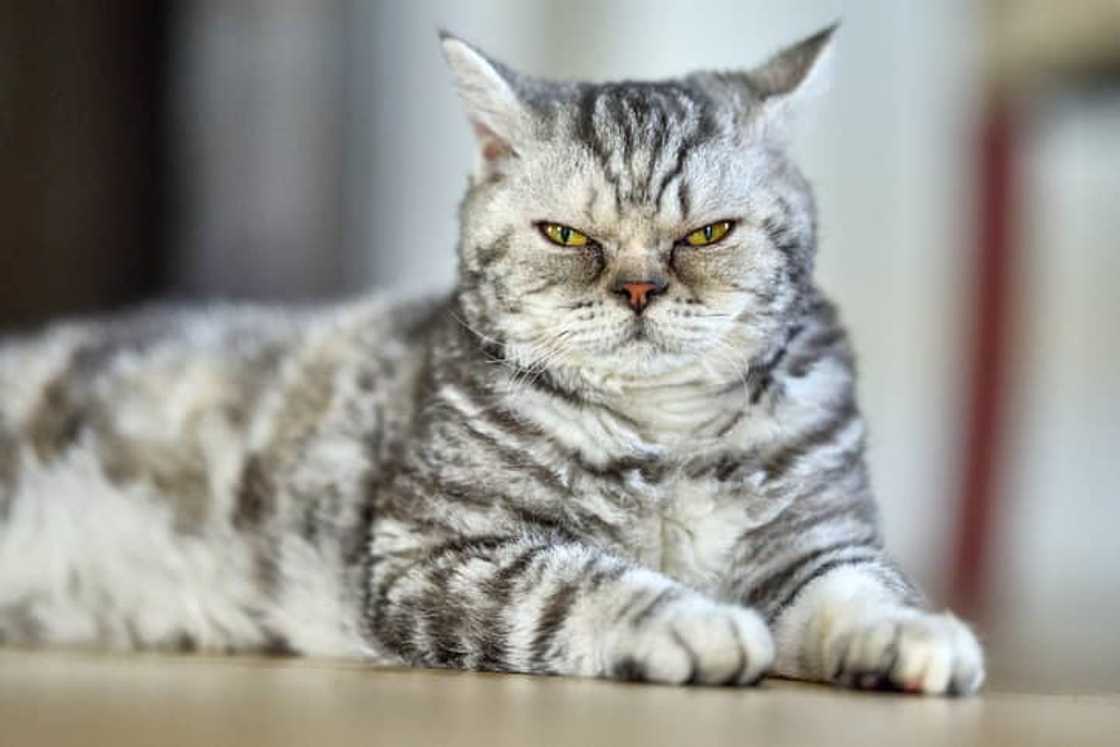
left=0, top=26, right=984, bottom=695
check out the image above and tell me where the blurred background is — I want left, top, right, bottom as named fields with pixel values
left=1, top=0, right=1117, bottom=692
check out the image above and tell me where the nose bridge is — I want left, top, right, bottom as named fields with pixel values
left=612, top=236, right=664, bottom=284
left=610, top=235, right=669, bottom=313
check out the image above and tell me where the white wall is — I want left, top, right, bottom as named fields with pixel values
left=171, top=0, right=350, bottom=300
left=989, top=90, right=1120, bottom=690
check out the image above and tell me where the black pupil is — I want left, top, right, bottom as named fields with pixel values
left=704, top=225, right=714, bottom=241
left=560, top=226, right=571, bottom=243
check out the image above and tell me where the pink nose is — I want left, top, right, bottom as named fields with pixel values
left=620, top=281, right=660, bottom=313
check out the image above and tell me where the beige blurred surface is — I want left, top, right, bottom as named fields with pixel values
left=985, top=0, right=1120, bottom=84
left=2, top=650, right=1117, bottom=747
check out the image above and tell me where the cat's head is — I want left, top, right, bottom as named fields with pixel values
left=443, top=26, right=835, bottom=385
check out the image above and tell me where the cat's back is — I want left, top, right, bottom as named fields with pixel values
left=1, top=304, right=299, bottom=468
left=0, top=294, right=445, bottom=652
left=0, top=294, right=445, bottom=511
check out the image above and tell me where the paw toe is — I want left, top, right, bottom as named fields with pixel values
left=830, top=610, right=985, bottom=696
left=608, top=598, right=773, bottom=687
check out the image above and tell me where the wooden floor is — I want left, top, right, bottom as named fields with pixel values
left=3, top=649, right=1118, bottom=746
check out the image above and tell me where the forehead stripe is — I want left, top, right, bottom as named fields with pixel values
left=572, top=82, right=717, bottom=213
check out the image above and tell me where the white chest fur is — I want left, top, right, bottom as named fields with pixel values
left=513, top=356, right=851, bottom=596
left=656, top=477, right=752, bottom=593
left=629, top=470, right=789, bottom=597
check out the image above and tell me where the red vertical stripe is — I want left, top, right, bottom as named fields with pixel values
left=951, top=97, right=1017, bottom=617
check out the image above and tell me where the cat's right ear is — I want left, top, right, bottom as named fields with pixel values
left=440, top=32, right=530, bottom=179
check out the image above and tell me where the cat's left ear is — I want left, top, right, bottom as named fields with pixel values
left=440, top=32, right=532, bottom=179
left=745, top=22, right=838, bottom=133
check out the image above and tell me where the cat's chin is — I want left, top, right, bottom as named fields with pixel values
left=590, top=339, right=707, bottom=380
left=548, top=319, right=735, bottom=381
left=614, top=323, right=707, bottom=361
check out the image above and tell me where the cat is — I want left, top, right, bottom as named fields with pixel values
left=0, top=25, right=984, bottom=695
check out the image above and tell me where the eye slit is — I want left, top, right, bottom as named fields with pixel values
left=539, top=222, right=591, bottom=248
left=682, top=220, right=735, bottom=247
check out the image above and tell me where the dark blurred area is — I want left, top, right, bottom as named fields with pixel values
left=0, top=2, right=168, bottom=328
left=1, top=1, right=364, bottom=331
left=0, top=0, right=1118, bottom=692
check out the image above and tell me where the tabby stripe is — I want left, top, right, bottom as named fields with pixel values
left=628, top=586, right=680, bottom=627
left=800, top=327, right=846, bottom=357
left=475, top=230, right=513, bottom=270
left=530, top=575, right=583, bottom=671
left=525, top=369, right=585, bottom=408
left=422, top=563, right=469, bottom=667
left=479, top=401, right=546, bottom=440
left=508, top=505, right=576, bottom=540
left=639, top=109, right=667, bottom=199
left=484, top=544, right=551, bottom=602
left=769, top=554, right=884, bottom=623
left=378, top=606, right=422, bottom=662
left=583, top=187, right=598, bottom=224
left=584, top=561, right=628, bottom=593
left=683, top=450, right=757, bottom=481
left=612, top=94, right=634, bottom=168
left=371, top=534, right=511, bottom=621
left=655, top=142, right=689, bottom=211
left=791, top=448, right=870, bottom=500
left=762, top=215, right=793, bottom=252
left=748, top=535, right=880, bottom=610
left=744, top=503, right=875, bottom=569
left=592, top=401, right=643, bottom=431
left=575, top=86, right=611, bottom=171
left=610, top=585, right=653, bottom=626
left=394, top=470, right=494, bottom=510
left=576, top=453, right=668, bottom=486
left=677, top=180, right=691, bottom=221
left=456, top=416, right=569, bottom=495
left=512, top=502, right=623, bottom=546
left=375, top=535, right=527, bottom=663
left=711, top=455, right=741, bottom=482
left=763, top=398, right=858, bottom=484
left=475, top=544, right=551, bottom=670
left=670, top=628, right=701, bottom=684
left=715, top=408, right=747, bottom=439
left=786, top=326, right=849, bottom=378
left=655, top=92, right=716, bottom=214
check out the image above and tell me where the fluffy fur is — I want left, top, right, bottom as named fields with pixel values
left=0, top=26, right=983, bottom=694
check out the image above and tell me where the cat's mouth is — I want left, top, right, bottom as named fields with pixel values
left=621, top=316, right=656, bottom=344
left=620, top=318, right=675, bottom=353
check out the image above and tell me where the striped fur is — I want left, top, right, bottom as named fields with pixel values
left=0, top=27, right=982, bottom=694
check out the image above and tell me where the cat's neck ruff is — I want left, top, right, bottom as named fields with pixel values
left=501, top=352, right=752, bottom=464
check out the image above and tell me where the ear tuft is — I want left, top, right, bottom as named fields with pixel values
left=439, top=33, right=529, bottom=178
left=747, top=22, right=839, bottom=101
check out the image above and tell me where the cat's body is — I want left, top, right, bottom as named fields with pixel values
left=0, top=298, right=428, bottom=655
left=0, top=27, right=984, bottom=694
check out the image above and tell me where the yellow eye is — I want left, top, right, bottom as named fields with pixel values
left=540, top=223, right=591, bottom=247
left=683, top=220, right=734, bottom=247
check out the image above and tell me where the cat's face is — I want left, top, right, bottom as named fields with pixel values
left=446, top=28, right=834, bottom=382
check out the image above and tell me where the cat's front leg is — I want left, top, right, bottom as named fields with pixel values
left=366, top=529, right=773, bottom=685
left=769, top=564, right=985, bottom=695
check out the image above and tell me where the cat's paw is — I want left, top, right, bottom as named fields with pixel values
left=824, top=609, right=985, bottom=695
left=605, top=595, right=774, bottom=686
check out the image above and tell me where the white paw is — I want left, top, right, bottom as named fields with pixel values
left=825, top=609, right=985, bottom=695
left=606, top=595, right=774, bottom=686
